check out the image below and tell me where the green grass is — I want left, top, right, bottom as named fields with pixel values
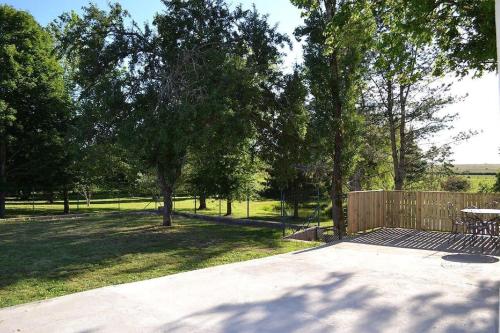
left=5, top=196, right=334, bottom=226
left=0, top=214, right=318, bottom=308
left=173, top=198, right=332, bottom=225
left=5, top=197, right=158, bottom=217
left=462, top=174, right=496, bottom=192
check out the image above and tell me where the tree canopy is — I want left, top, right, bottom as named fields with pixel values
left=0, top=5, right=71, bottom=217
left=1, top=0, right=497, bottom=224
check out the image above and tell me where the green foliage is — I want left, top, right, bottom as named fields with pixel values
left=292, top=0, right=376, bottom=234
left=364, top=0, right=460, bottom=190
left=2, top=0, right=492, bottom=220
left=440, top=176, right=471, bottom=192
left=494, top=173, right=500, bottom=193
left=182, top=6, right=289, bottom=205
left=477, top=181, right=493, bottom=194
left=53, top=1, right=290, bottom=223
left=261, top=69, right=310, bottom=190
left=0, top=5, right=71, bottom=216
left=403, top=0, right=496, bottom=75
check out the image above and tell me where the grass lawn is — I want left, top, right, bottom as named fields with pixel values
left=5, top=197, right=159, bottom=217
left=0, top=214, right=318, bottom=308
left=5, top=196, right=334, bottom=226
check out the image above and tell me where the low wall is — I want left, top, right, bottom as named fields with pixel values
left=284, top=227, right=319, bottom=241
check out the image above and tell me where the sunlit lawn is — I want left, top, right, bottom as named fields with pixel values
left=5, top=196, right=334, bottom=226
left=464, top=174, right=496, bottom=192
left=0, top=214, right=318, bottom=308
left=5, top=197, right=158, bottom=217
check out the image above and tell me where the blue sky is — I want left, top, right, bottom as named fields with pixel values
left=4, top=0, right=301, bottom=28
left=3, top=0, right=499, bottom=164
left=5, top=0, right=304, bottom=69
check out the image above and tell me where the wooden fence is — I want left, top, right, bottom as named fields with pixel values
left=347, top=190, right=500, bottom=234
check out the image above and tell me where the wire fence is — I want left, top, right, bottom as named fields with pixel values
left=2, top=188, right=340, bottom=225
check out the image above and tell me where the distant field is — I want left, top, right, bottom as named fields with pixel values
left=462, top=175, right=496, bottom=192
left=453, top=164, right=500, bottom=175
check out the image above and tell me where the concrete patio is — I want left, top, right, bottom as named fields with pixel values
left=0, top=230, right=498, bottom=333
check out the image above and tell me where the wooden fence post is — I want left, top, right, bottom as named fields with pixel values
left=382, top=190, right=387, bottom=228
left=416, top=191, right=422, bottom=231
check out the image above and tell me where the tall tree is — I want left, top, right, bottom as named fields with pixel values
left=262, top=69, right=310, bottom=217
left=292, top=0, right=375, bottom=238
left=184, top=5, right=290, bottom=215
left=54, top=1, right=287, bottom=225
left=0, top=5, right=71, bottom=217
left=366, top=1, right=459, bottom=190
left=54, top=1, right=237, bottom=225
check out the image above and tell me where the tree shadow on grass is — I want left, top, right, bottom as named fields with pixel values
left=0, top=215, right=290, bottom=296
left=158, top=273, right=498, bottom=333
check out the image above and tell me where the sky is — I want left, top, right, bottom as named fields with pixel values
left=4, top=0, right=500, bottom=165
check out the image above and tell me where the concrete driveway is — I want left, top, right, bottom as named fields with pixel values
left=0, top=238, right=498, bottom=333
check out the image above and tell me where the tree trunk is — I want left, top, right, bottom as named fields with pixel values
left=394, top=169, right=404, bottom=190
left=198, top=193, right=207, bottom=210
left=350, top=169, right=362, bottom=191
left=397, top=85, right=408, bottom=190
left=327, top=2, right=345, bottom=239
left=0, top=140, right=5, bottom=218
left=47, top=192, right=54, bottom=204
left=332, top=128, right=344, bottom=239
left=84, top=187, right=91, bottom=207
left=386, top=79, right=403, bottom=190
left=226, top=198, right=232, bottom=216
left=161, top=185, right=173, bottom=226
left=63, top=188, right=70, bottom=214
left=159, top=178, right=173, bottom=227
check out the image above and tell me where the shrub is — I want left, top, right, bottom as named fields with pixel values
left=441, top=176, right=471, bottom=192
left=493, top=173, right=500, bottom=192
left=477, top=182, right=493, bottom=193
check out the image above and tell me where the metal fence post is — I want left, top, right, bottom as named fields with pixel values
left=280, top=190, right=283, bottom=218
left=219, top=196, right=221, bottom=216
left=194, top=193, right=197, bottom=214
left=281, top=190, right=285, bottom=237
left=317, top=185, right=320, bottom=227
left=246, top=192, right=250, bottom=219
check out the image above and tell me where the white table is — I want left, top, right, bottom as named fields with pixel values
left=460, top=209, right=500, bottom=242
left=461, top=208, right=500, bottom=215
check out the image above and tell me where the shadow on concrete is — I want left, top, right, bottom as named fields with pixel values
left=441, top=254, right=499, bottom=264
left=347, top=228, right=500, bottom=256
left=157, top=272, right=499, bottom=333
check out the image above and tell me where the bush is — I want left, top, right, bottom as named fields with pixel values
left=494, top=173, right=500, bottom=192
left=441, top=176, right=471, bottom=192
left=477, top=182, right=493, bottom=193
